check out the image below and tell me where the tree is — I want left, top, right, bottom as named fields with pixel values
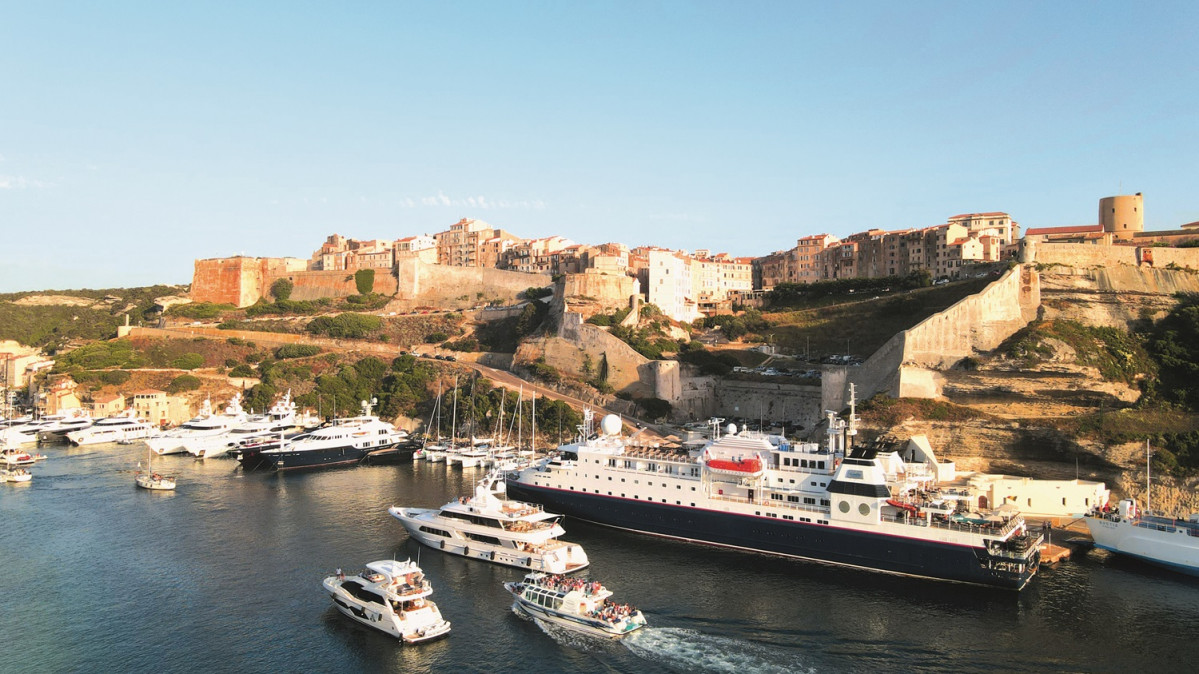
left=171, top=353, right=205, bottom=370
left=354, top=269, right=375, bottom=295
left=167, top=374, right=202, bottom=394
left=270, top=278, right=294, bottom=301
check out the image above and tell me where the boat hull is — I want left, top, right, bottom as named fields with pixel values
left=505, top=480, right=1037, bottom=589
left=1085, top=516, right=1199, bottom=576
left=506, top=590, right=642, bottom=639
left=259, top=444, right=380, bottom=471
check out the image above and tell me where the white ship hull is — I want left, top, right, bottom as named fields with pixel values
left=1086, top=515, right=1199, bottom=576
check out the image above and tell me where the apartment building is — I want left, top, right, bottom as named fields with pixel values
left=434, top=218, right=522, bottom=268
left=646, top=249, right=699, bottom=323
left=690, top=251, right=753, bottom=312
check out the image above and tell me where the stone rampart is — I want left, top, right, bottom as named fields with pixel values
left=1026, top=241, right=1199, bottom=271
left=562, top=272, right=638, bottom=313
left=394, top=258, right=548, bottom=308
left=192, top=257, right=312, bottom=307
left=713, top=379, right=824, bottom=429
left=272, top=269, right=398, bottom=302
left=515, top=312, right=654, bottom=396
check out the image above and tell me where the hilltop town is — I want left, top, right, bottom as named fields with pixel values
left=4, top=191, right=1199, bottom=510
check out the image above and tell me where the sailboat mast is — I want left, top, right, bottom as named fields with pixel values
left=531, top=392, right=536, bottom=454
left=1146, top=439, right=1152, bottom=514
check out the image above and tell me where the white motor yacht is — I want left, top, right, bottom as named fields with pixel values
left=2, top=467, right=33, bottom=483
left=504, top=572, right=645, bottom=639
left=389, top=472, right=589, bottom=574
left=66, top=412, right=155, bottom=446
left=185, top=391, right=299, bottom=458
left=35, top=409, right=95, bottom=443
left=146, top=396, right=247, bottom=455
left=322, top=560, right=451, bottom=643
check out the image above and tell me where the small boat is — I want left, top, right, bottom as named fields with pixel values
left=389, top=471, right=589, bottom=574
left=135, top=445, right=176, bottom=490
left=2, top=449, right=39, bottom=466
left=322, top=560, right=451, bottom=643
left=2, top=468, right=32, bottom=483
left=504, top=572, right=646, bottom=639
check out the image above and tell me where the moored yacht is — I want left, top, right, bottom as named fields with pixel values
left=389, top=471, right=589, bottom=574
left=146, top=396, right=247, bottom=456
left=34, top=409, right=95, bottom=444
left=322, top=560, right=451, bottom=643
left=506, top=392, right=1043, bottom=590
left=256, top=399, right=405, bottom=471
left=504, top=572, right=646, bottom=639
left=67, top=412, right=155, bottom=446
left=184, top=391, right=304, bottom=458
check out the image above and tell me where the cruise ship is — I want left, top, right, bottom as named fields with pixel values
left=505, top=398, right=1042, bottom=590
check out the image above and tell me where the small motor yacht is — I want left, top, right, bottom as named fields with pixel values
left=504, top=572, right=646, bottom=639
left=322, top=560, right=451, bottom=643
left=2, top=468, right=33, bottom=483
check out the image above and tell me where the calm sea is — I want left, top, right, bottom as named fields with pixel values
left=3, top=445, right=1198, bottom=673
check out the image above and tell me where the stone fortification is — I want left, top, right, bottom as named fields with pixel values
left=826, top=265, right=1040, bottom=409
left=279, top=269, right=398, bottom=301
left=561, top=272, right=639, bottom=316
left=1023, top=241, right=1199, bottom=270
left=394, top=258, right=547, bottom=308
left=514, top=312, right=655, bottom=397
left=191, top=257, right=307, bottom=307
left=713, top=379, right=823, bottom=430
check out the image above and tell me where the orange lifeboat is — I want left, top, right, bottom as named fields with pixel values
left=706, top=457, right=764, bottom=476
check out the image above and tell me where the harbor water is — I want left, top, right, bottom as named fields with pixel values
left=3, top=445, right=1198, bottom=673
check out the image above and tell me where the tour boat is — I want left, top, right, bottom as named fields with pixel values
left=322, top=560, right=451, bottom=643
left=1085, top=441, right=1199, bottom=575
left=506, top=389, right=1043, bottom=590
left=389, top=471, right=589, bottom=574
left=255, top=399, right=405, bottom=471
left=66, top=412, right=155, bottom=446
left=504, top=572, right=646, bottom=639
left=146, top=396, right=247, bottom=456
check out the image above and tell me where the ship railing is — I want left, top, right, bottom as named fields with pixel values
left=881, top=511, right=1026, bottom=537
left=708, top=492, right=828, bottom=516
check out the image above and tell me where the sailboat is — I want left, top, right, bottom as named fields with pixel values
left=1085, top=440, right=1199, bottom=575
left=135, top=443, right=176, bottom=491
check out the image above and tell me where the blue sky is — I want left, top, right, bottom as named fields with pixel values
left=2, top=1, right=1196, bottom=291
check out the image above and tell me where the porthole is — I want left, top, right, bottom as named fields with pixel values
left=858, top=503, right=870, bottom=516
left=838, top=501, right=850, bottom=513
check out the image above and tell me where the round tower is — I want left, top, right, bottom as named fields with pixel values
left=1099, top=193, right=1144, bottom=241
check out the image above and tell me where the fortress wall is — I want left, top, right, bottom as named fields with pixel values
left=562, top=273, right=637, bottom=312
left=396, top=258, right=547, bottom=308
left=712, top=380, right=824, bottom=429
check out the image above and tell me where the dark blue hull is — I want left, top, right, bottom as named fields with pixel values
left=259, top=444, right=384, bottom=471
left=505, top=480, right=1037, bottom=589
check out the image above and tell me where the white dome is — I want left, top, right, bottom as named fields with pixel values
left=600, top=414, right=622, bottom=436
left=726, top=423, right=738, bottom=436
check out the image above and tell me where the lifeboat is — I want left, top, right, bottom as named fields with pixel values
left=887, top=499, right=919, bottom=515
left=706, top=457, right=764, bottom=477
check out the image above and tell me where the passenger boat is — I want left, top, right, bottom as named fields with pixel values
left=254, top=399, right=405, bottom=471
left=1085, top=441, right=1199, bottom=575
left=66, top=412, right=155, bottom=446
left=322, top=560, right=451, bottom=643
left=146, top=396, right=247, bottom=456
left=504, top=572, right=646, bottom=639
left=389, top=471, right=589, bottom=573
left=506, top=389, right=1043, bottom=590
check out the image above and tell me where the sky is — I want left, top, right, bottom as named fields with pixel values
left=2, top=1, right=1196, bottom=291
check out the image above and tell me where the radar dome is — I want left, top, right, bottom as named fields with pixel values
left=600, top=414, right=622, bottom=436
left=726, top=423, right=738, bottom=436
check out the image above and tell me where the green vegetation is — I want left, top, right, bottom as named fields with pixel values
left=425, top=332, right=449, bottom=343
left=1002, top=320, right=1155, bottom=384
left=527, top=358, right=560, bottom=383
left=274, top=344, right=322, bottom=359
left=170, top=353, right=205, bottom=370
left=245, top=298, right=328, bottom=317
left=306, top=313, right=382, bottom=339
left=766, top=271, right=932, bottom=309
left=53, top=340, right=143, bottom=371
left=0, top=285, right=181, bottom=349
left=699, top=310, right=771, bottom=342
left=167, top=302, right=236, bottom=320
left=444, top=338, right=478, bottom=352
left=677, top=343, right=740, bottom=376
left=522, top=286, right=554, bottom=300
left=859, top=394, right=990, bottom=425
left=354, top=269, right=375, bottom=295
left=637, top=397, right=672, bottom=421
left=1146, top=293, right=1199, bottom=409
left=270, top=279, right=294, bottom=301
left=229, top=364, right=256, bottom=378
left=345, top=293, right=390, bottom=310
left=167, top=374, right=202, bottom=394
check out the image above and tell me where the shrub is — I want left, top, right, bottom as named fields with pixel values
left=100, top=370, right=131, bottom=386
left=444, top=338, right=478, bottom=352
left=167, top=374, right=202, bottom=394
left=274, top=344, right=322, bottom=359
left=425, top=332, right=449, bottom=343
left=306, top=313, right=382, bottom=339
left=270, top=278, right=294, bottom=301
left=638, top=397, right=672, bottom=421
left=167, top=302, right=236, bottom=319
left=170, top=353, right=205, bottom=370
left=354, top=269, right=375, bottom=295
left=228, top=364, right=256, bottom=378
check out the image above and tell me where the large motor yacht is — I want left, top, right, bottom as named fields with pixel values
left=322, top=560, right=451, bottom=643
left=255, top=399, right=405, bottom=470
left=184, top=391, right=307, bottom=459
left=66, top=412, right=155, bottom=446
left=146, top=396, right=247, bottom=456
left=389, top=471, right=589, bottom=574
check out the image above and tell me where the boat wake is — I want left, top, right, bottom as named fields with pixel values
left=623, top=627, right=812, bottom=674
left=510, top=604, right=618, bottom=653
